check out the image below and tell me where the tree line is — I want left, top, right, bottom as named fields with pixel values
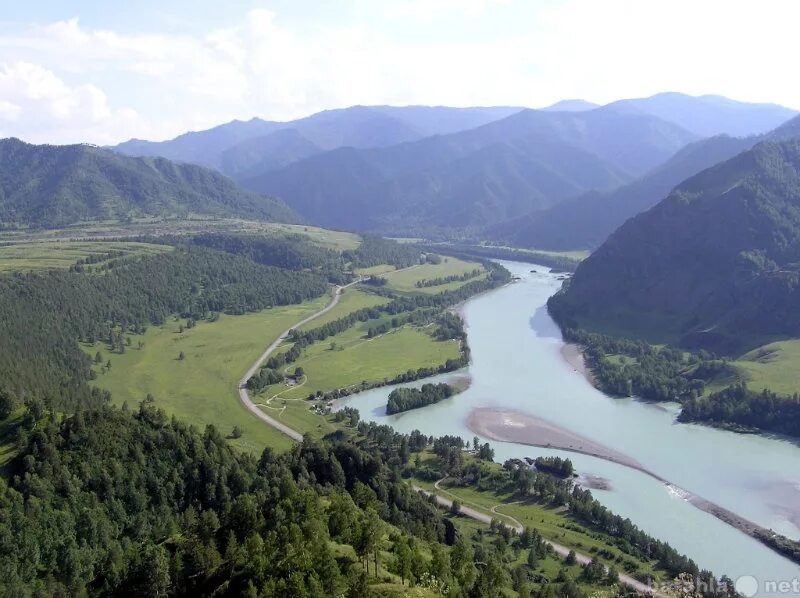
left=386, top=383, right=457, bottom=414
left=415, top=268, right=482, bottom=288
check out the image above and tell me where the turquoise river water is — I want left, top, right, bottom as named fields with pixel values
left=337, top=261, right=800, bottom=588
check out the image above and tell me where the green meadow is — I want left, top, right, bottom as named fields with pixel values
left=255, top=323, right=461, bottom=432
left=297, top=287, right=389, bottom=330
left=87, top=297, right=329, bottom=453
left=733, top=339, right=800, bottom=395
left=0, top=218, right=362, bottom=252
left=380, top=256, right=486, bottom=294
left=0, top=240, right=172, bottom=273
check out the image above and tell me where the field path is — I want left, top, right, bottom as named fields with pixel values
left=237, top=279, right=362, bottom=442
left=415, top=481, right=661, bottom=596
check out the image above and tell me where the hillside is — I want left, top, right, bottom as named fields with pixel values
left=550, top=138, right=800, bottom=355
left=114, top=105, right=522, bottom=176
left=243, top=107, right=696, bottom=232
left=607, top=92, right=797, bottom=137
left=0, top=138, right=299, bottom=228
left=498, top=115, right=800, bottom=250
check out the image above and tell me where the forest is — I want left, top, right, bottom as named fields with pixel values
left=0, top=396, right=734, bottom=596
left=679, top=384, right=800, bottom=437
left=386, top=383, right=457, bottom=414
left=550, top=317, right=800, bottom=438
left=0, top=246, right=327, bottom=414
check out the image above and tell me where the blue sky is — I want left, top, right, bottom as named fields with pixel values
left=1, top=0, right=798, bottom=144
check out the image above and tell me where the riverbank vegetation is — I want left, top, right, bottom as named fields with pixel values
left=548, top=307, right=800, bottom=439
left=386, top=383, right=457, bottom=414
left=533, top=456, right=575, bottom=478
left=408, top=440, right=729, bottom=591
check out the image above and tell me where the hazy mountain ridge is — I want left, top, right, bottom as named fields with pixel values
left=607, top=92, right=797, bottom=137
left=113, top=105, right=524, bottom=177
left=550, top=137, right=800, bottom=354
left=0, top=138, right=299, bottom=228
left=242, top=107, right=696, bottom=231
left=495, top=114, right=800, bottom=250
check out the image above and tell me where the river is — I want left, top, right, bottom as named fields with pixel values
left=337, top=261, right=800, bottom=586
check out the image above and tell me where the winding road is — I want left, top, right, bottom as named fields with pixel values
left=237, top=279, right=362, bottom=442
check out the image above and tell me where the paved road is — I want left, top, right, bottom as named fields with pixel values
left=237, top=280, right=361, bottom=442
left=413, top=484, right=661, bottom=596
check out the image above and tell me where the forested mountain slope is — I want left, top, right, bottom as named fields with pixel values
left=550, top=138, right=800, bottom=355
left=0, top=138, right=299, bottom=228
left=497, top=115, right=800, bottom=250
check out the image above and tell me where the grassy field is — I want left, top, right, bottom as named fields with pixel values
left=254, top=323, right=462, bottom=436
left=733, top=340, right=800, bottom=395
left=380, top=257, right=486, bottom=294
left=266, top=326, right=460, bottom=400
left=87, top=297, right=330, bottom=453
left=355, top=264, right=400, bottom=276
left=261, top=223, right=361, bottom=250
left=297, top=287, right=389, bottom=331
left=0, top=218, right=362, bottom=251
left=0, top=240, right=172, bottom=273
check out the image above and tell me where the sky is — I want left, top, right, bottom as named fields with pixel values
left=1, top=0, right=798, bottom=145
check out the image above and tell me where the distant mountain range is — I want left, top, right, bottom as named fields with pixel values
left=115, top=105, right=523, bottom=178
left=110, top=93, right=797, bottom=239
left=0, top=138, right=298, bottom=228
left=237, top=106, right=697, bottom=232
left=550, top=137, right=800, bottom=354
left=606, top=92, right=797, bottom=138
left=492, top=115, right=800, bottom=250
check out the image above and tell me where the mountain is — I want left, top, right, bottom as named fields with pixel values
left=115, top=118, right=281, bottom=169
left=550, top=138, right=800, bottom=354
left=242, top=107, right=697, bottom=232
left=113, top=105, right=523, bottom=177
left=218, top=129, right=322, bottom=180
left=542, top=99, right=599, bottom=112
left=0, top=138, right=299, bottom=228
left=607, top=92, right=797, bottom=137
left=494, top=115, right=800, bottom=250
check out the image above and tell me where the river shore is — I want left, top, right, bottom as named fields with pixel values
left=467, top=407, right=651, bottom=474
left=560, top=343, right=596, bottom=386
left=466, top=406, right=799, bottom=566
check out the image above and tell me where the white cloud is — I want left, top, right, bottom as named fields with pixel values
left=0, top=1, right=797, bottom=145
left=0, top=61, right=145, bottom=144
